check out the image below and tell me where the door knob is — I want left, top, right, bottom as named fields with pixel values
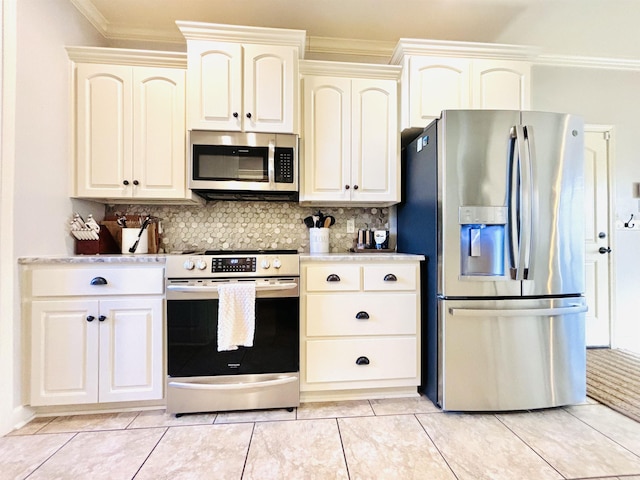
left=599, top=247, right=612, bottom=254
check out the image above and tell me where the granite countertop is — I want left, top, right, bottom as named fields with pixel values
left=18, top=254, right=167, bottom=265
left=299, top=252, right=425, bottom=262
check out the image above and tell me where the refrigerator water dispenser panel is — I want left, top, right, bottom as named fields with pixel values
left=459, top=206, right=507, bottom=277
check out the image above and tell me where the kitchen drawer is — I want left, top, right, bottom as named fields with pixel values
left=304, top=265, right=360, bottom=292
left=363, top=264, right=418, bottom=291
left=305, top=337, right=417, bottom=383
left=306, top=293, right=417, bottom=336
left=31, top=266, right=164, bottom=297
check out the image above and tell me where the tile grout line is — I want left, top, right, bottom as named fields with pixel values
left=240, top=422, right=257, bottom=479
left=335, top=417, right=352, bottom=480
left=492, top=412, right=567, bottom=479
left=23, top=431, right=80, bottom=479
left=412, top=413, right=460, bottom=480
left=129, top=426, right=170, bottom=479
left=564, top=405, right=640, bottom=464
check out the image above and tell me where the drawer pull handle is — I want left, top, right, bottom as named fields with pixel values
left=86, top=315, right=95, bottom=322
left=355, top=356, right=370, bottom=366
left=326, top=274, right=341, bottom=282
left=355, top=311, right=370, bottom=320
left=98, top=315, right=106, bottom=322
left=90, top=276, right=108, bottom=286
left=383, top=274, right=397, bottom=282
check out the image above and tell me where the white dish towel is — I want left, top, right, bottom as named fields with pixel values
left=217, top=282, right=256, bottom=352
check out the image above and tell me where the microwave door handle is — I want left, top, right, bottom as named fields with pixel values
left=268, top=142, right=275, bottom=185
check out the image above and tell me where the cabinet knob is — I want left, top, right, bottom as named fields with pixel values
left=246, top=112, right=252, bottom=119
left=326, top=274, right=341, bottom=282
left=86, top=315, right=95, bottom=322
left=123, top=180, right=130, bottom=186
left=345, top=185, right=350, bottom=190
left=355, top=356, right=370, bottom=366
left=599, top=247, right=612, bottom=254
left=233, top=112, right=239, bottom=118
left=383, top=274, right=398, bottom=282
left=133, top=180, right=139, bottom=186
left=90, top=276, right=108, bottom=286
left=353, top=185, right=359, bottom=190
left=98, top=315, right=106, bottom=322
left=355, top=311, right=370, bottom=320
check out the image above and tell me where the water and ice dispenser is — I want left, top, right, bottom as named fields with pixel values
left=459, top=206, right=507, bottom=277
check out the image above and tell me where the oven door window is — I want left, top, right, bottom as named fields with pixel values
left=167, top=298, right=299, bottom=377
left=193, top=145, right=269, bottom=182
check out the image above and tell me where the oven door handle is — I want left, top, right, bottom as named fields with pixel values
left=168, top=375, right=298, bottom=390
left=166, top=282, right=298, bottom=293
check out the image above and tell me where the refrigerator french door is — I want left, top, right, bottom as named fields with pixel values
left=398, top=109, right=587, bottom=411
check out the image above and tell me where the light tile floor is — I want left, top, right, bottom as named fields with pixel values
left=2, top=396, right=640, bottom=480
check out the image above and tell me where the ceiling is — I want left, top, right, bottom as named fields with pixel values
left=71, top=0, right=534, bottom=48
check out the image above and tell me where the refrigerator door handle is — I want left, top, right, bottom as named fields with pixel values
left=509, top=125, right=533, bottom=281
left=449, top=304, right=588, bottom=317
left=520, top=126, right=533, bottom=279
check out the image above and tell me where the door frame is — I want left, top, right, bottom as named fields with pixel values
left=585, top=124, right=616, bottom=347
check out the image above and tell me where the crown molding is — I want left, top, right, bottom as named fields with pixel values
left=66, top=46, right=187, bottom=68
left=535, top=54, right=640, bottom=71
left=69, top=0, right=109, bottom=36
left=306, top=36, right=395, bottom=59
left=391, top=38, right=539, bottom=64
left=176, top=21, right=306, bottom=56
left=299, top=60, right=401, bottom=79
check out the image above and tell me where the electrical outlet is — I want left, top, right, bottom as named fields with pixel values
left=346, top=218, right=355, bottom=233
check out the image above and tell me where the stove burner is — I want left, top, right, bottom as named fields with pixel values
left=204, top=249, right=299, bottom=255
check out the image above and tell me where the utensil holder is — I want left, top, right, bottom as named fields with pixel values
left=309, top=227, right=329, bottom=253
left=121, top=227, right=149, bottom=254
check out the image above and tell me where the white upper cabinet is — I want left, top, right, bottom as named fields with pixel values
left=68, top=47, right=195, bottom=203
left=392, top=39, right=533, bottom=130
left=471, top=59, right=531, bottom=111
left=300, top=61, right=401, bottom=206
left=178, top=22, right=305, bottom=134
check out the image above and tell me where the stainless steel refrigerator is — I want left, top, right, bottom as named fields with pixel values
left=397, top=110, right=587, bottom=411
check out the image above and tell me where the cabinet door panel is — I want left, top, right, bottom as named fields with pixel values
left=187, top=41, right=242, bottom=130
left=133, top=68, right=186, bottom=198
left=98, top=298, right=163, bottom=402
left=304, top=264, right=360, bottom=291
left=301, top=76, right=351, bottom=202
left=472, top=60, right=531, bottom=110
left=30, top=300, right=99, bottom=406
left=244, top=45, right=295, bottom=133
left=76, top=64, right=132, bottom=197
left=351, top=79, right=398, bottom=202
left=409, top=57, right=470, bottom=127
left=363, top=264, right=418, bottom=291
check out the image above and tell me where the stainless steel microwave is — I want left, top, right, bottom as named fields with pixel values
left=188, top=131, right=299, bottom=201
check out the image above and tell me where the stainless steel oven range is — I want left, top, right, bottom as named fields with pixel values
left=165, top=250, right=300, bottom=416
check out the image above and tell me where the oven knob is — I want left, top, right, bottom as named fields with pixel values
left=195, top=259, right=207, bottom=270
left=183, top=259, right=195, bottom=270
left=273, top=258, right=282, bottom=269
left=260, top=259, right=270, bottom=269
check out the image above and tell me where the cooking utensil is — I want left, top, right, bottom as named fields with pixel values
left=323, top=217, right=332, bottom=228
left=128, top=215, right=151, bottom=253
left=303, top=216, right=315, bottom=228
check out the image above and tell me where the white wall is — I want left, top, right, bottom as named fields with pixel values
left=0, top=0, right=105, bottom=435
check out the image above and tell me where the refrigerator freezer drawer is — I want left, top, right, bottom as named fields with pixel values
left=439, top=297, right=586, bottom=411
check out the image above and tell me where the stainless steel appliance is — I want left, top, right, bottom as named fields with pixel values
left=165, top=250, right=300, bottom=415
left=189, top=131, right=298, bottom=201
left=397, top=110, right=587, bottom=411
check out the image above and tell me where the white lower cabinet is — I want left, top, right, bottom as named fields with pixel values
left=26, top=264, right=164, bottom=407
left=300, top=259, right=421, bottom=400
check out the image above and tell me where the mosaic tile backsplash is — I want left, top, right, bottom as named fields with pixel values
left=107, top=202, right=392, bottom=253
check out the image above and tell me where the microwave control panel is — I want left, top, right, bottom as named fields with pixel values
left=274, top=147, right=294, bottom=183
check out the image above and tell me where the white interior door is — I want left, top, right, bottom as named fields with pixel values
left=584, top=128, right=612, bottom=347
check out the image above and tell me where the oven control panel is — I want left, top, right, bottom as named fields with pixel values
left=211, top=257, right=256, bottom=273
